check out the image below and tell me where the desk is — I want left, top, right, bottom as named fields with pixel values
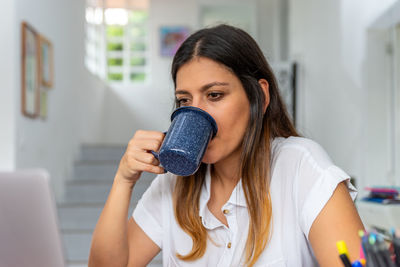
left=356, top=200, right=400, bottom=230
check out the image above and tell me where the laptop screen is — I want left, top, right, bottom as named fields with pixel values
left=0, top=169, right=65, bottom=267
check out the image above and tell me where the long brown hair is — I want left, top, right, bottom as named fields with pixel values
left=171, top=24, right=299, bottom=266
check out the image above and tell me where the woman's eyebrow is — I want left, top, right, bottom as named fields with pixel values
left=175, top=82, right=229, bottom=95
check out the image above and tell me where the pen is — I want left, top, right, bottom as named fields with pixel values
left=363, top=235, right=377, bottom=267
left=391, top=228, right=400, bottom=267
left=375, top=234, right=396, bottom=267
left=393, top=236, right=400, bottom=267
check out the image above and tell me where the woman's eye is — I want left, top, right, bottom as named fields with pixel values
left=208, top=92, right=223, bottom=101
left=177, top=98, right=190, bottom=105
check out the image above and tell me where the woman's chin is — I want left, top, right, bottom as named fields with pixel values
left=201, top=154, right=218, bottom=165
left=201, top=145, right=222, bottom=164
left=201, top=158, right=215, bottom=165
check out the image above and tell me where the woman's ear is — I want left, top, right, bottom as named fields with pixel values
left=258, top=79, right=270, bottom=113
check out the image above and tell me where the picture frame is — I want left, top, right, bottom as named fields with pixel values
left=39, top=35, right=54, bottom=88
left=40, top=89, right=48, bottom=120
left=160, top=26, right=190, bottom=57
left=273, top=61, right=297, bottom=126
left=21, top=21, right=40, bottom=118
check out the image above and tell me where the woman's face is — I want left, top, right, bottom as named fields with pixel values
left=175, top=57, right=250, bottom=165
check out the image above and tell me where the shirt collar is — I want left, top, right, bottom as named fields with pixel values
left=227, top=177, right=247, bottom=208
left=198, top=165, right=247, bottom=219
left=198, top=165, right=212, bottom=219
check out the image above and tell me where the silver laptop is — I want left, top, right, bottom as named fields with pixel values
left=0, top=169, right=65, bottom=267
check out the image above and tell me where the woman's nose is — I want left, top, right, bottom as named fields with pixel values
left=190, top=99, right=206, bottom=111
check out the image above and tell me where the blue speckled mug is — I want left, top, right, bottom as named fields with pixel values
left=153, top=106, right=218, bottom=176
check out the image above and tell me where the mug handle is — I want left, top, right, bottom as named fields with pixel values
left=150, top=131, right=167, bottom=173
left=149, top=131, right=167, bottom=160
left=150, top=150, right=159, bottom=160
left=150, top=150, right=167, bottom=173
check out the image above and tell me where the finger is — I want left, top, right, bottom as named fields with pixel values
left=134, top=130, right=165, bottom=141
left=126, top=140, right=163, bottom=160
left=128, top=137, right=164, bottom=153
left=140, top=139, right=163, bottom=153
left=133, top=150, right=160, bottom=166
left=134, top=161, right=166, bottom=174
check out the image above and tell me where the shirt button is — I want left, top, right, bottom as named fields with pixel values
left=223, top=209, right=229, bottom=214
left=227, top=242, right=232, bottom=248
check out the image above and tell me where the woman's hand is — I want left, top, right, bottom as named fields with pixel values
left=89, top=130, right=165, bottom=267
left=115, top=130, right=165, bottom=185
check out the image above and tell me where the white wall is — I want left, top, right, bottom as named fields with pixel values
left=0, top=0, right=287, bottom=199
left=289, top=0, right=398, bottom=189
left=94, top=0, right=285, bottom=145
left=0, top=0, right=16, bottom=171
left=0, top=0, right=283, bottom=200
left=14, top=0, right=102, bottom=198
left=363, top=1, right=400, bottom=188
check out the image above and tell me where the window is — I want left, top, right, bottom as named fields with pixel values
left=199, top=3, right=257, bottom=39
left=85, top=0, right=150, bottom=86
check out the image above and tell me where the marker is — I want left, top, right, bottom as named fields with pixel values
left=359, top=258, right=366, bottom=266
left=358, top=230, right=366, bottom=264
left=337, top=240, right=350, bottom=258
left=337, top=241, right=352, bottom=267
left=351, top=260, right=363, bottom=267
left=369, top=233, right=376, bottom=246
left=358, top=230, right=365, bottom=238
left=376, top=234, right=396, bottom=267
left=363, top=236, right=378, bottom=267
left=339, top=254, right=352, bottom=267
left=369, top=233, right=388, bottom=267
left=392, top=235, right=400, bottom=267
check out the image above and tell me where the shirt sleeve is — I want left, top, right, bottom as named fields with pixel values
left=133, top=173, right=170, bottom=249
left=293, top=139, right=358, bottom=238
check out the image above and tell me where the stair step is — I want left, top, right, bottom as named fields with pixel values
left=63, top=231, right=162, bottom=265
left=67, top=262, right=162, bottom=267
left=58, top=205, right=135, bottom=231
left=67, top=171, right=156, bottom=186
left=67, top=264, right=87, bottom=267
left=79, top=145, right=126, bottom=162
left=67, top=263, right=162, bottom=267
left=61, top=174, right=154, bottom=204
left=62, top=232, right=92, bottom=262
left=61, top=145, right=163, bottom=266
left=61, top=184, right=144, bottom=204
left=58, top=206, right=102, bottom=231
left=67, top=260, right=162, bottom=267
left=73, top=162, right=119, bottom=181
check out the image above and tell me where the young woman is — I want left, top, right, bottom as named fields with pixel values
left=89, top=24, right=364, bottom=267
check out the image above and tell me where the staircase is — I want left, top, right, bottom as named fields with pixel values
left=57, top=144, right=163, bottom=267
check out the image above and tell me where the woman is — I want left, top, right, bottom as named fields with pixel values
left=89, top=24, right=364, bottom=267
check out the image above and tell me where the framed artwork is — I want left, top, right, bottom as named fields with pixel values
left=160, top=26, right=190, bottom=57
left=21, top=22, right=40, bottom=118
left=39, top=35, right=54, bottom=88
left=40, top=89, right=48, bottom=119
left=273, top=61, right=297, bottom=126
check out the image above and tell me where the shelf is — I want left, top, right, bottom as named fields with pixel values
left=356, top=200, right=400, bottom=230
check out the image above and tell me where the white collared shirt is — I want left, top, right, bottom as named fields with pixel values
left=133, top=137, right=357, bottom=266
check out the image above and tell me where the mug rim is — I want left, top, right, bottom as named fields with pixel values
left=170, top=106, right=218, bottom=138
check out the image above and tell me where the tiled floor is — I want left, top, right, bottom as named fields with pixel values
left=57, top=145, right=161, bottom=267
